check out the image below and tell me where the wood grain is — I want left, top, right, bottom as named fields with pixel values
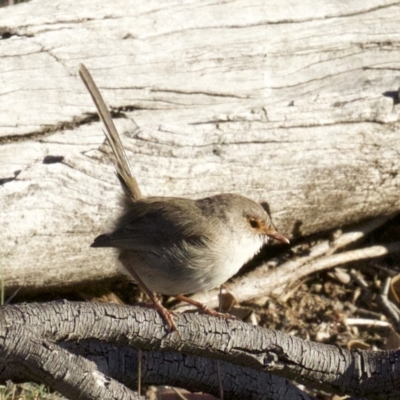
left=1, top=0, right=399, bottom=290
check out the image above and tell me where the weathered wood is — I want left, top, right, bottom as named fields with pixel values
left=1, top=0, right=400, bottom=290
left=2, top=301, right=400, bottom=399
left=1, top=325, right=141, bottom=400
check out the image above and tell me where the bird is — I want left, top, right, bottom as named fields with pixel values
left=79, top=64, right=289, bottom=330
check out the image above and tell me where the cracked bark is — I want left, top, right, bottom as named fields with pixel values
left=0, top=324, right=143, bottom=400
left=0, top=301, right=399, bottom=399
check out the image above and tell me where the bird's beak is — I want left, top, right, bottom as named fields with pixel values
left=263, top=227, right=290, bottom=244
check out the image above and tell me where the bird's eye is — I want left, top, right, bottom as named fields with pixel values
left=248, top=217, right=259, bottom=229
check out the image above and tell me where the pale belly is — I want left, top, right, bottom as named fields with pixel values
left=120, top=233, right=264, bottom=295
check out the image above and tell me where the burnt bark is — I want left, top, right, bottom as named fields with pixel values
left=0, top=301, right=399, bottom=399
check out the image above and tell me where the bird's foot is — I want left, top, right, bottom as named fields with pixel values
left=174, top=294, right=238, bottom=320
left=197, top=304, right=238, bottom=320
left=145, top=300, right=178, bottom=331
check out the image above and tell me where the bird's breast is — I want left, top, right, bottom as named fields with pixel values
left=120, top=232, right=265, bottom=296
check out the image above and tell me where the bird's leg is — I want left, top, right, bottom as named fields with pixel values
left=174, top=294, right=236, bottom=320
left=119, top=253, right=177, bottom=331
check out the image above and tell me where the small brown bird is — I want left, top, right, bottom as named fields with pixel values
left=79, top=64, right=289, bottom=330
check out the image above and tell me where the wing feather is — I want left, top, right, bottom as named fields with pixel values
left=91, top=197, right=209, bottom=250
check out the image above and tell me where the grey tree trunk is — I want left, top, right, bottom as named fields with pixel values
left=1, top=0, right=399, bottom=292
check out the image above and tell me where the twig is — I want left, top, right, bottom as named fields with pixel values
left=344, top=318, right=390, bottom=327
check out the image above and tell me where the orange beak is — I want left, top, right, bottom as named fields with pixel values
left=263, top=227, right=290, bottom=244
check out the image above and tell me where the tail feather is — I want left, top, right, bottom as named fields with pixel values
left=91, top=233, right=113, bottom=248
left=79, top=64, right=142, bottom=202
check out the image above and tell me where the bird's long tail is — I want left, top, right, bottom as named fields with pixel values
left=79, top=64, right=142, bottom=201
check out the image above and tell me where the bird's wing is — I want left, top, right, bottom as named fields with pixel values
left=91, top=197, right=209, bottom=250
